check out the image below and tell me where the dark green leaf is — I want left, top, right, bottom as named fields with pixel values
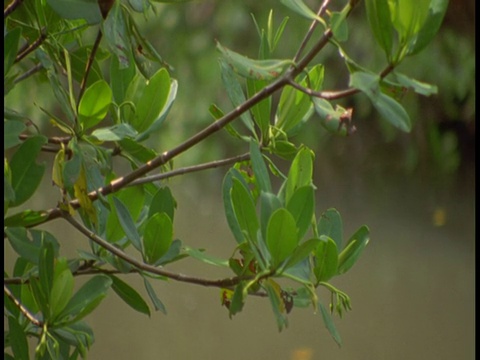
left=50, top=258, right=74, bottom=320
left=112, top=196, right=142, bottom=251
left=110, top=274, right=150, bottom=316
left=143, top=278, right=167, bottom=314
left=246, top=77, right=271, bottom=138
left=8, top=316, right=29, bottom=360
left=46, top=0, right=103, bottom=24
left=365, top=0, right=394, bottom=58
left=260, top=192, right=282, bottom=241
left=4, top=120, right=25, bottom=150
left=282, top=238, right=320, bottom=271
left=5, top=227, right=40, bottom=264
left=222, top=169, right=247, bottom=244
left=143, top=213, right=173, bottom=265
left=103, top=2, right=130, bottom=67
left=229, top=282, right=246, bottom=316
left=337, top=225, right=370, bottom=274
left=317, top=208, right=343, bottom=251
left=4, top=210, right=49, bottom=228
left=9, top=136, right=47, bottom=206
left=231, top=178, right=259, bottom=244
left=249, top=140, right=272, bottom=194
left=110, top=49, right=136, bottom=103
left=91, top=123, right=138, bottom=141
left=265, top=279, right=288, bottom=331
left=38, top=242, right=55, bottom=315
left=4, top=27, right=22, bottom=77
left=148, top=187, right=176, bottom=221
left=286, top=185, right=315, bottom=240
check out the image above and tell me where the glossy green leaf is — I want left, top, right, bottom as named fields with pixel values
left=286, top=185, right=315, bottom=240
left=314, top=236, right=339, bottom=282
left=317, top=208, right=343, bottom=251
left=266, top=208, right=298, bottom=266
left=110, top=274, right=150, bottom=316
left=9, top=136, right=47, bottom=206
left=183, top=246, right=229, bottom=267
left=91, top=123, right=138, bottom=141
left=277, top=65, right=324, bottom=133
left=280, top=0, right=323, bottom=23
left=46, top=0, right=103, bottom=24
left=350, top=71, right=411, bottom=132
left=249, top=140, right=272, bottom=194
left=285, top=147, right=314, bottom=203
left=231, top=177, right=259, bottom=244
left=219, top=59, right=255, bottom=134
left=130, top=68, right=171, bottom=133
left=50, top=258, right=74, bottom=320
left=319, top=302, right=342, bottom=346
left=57, top=275, right=112, bottom=324
left=365, top=0, right=394, bottom=58
left=8, top=317, right=29, bottom=360
left=112, top=196, right=142, bottom=251
left=4, top=27, right=22, bottom=77
left=143, top=277, right=167, bottom=314
left=148, top=187, right=176, bottom=222
left=217, top=42, right=292, bottom=80
left=405, top=0, right=448, bottom=56
left=337, top=225, right=370, bottom=274
left=389, top=0, right=430, bottom=44
left=143, top=212, right=173, bottom=265
left=78, top=80, right=113, bottom=130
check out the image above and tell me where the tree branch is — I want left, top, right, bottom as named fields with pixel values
left=4, top=284, right=43, bottom=327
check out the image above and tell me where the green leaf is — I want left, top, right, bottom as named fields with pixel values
left=392, top=72, right=438, bottom=96
left=228, top=282, right=246, bottom=316
left=57, top=275, right=112, bottom=324
left=112, top=196, right=142, bottom=251
left=217, top=42, right=292, bottom=81
left=405, top=0, right=448, bottom=56
left=103, top=2, right=130, bottom=67
left=78, top=80, right=113, bottom=130
left=148, top=187, right=176, bottom=222
left=312, top=98, right=352, bottom=136
left=264, top=279, right=288, bottom=331
left=38, top=242, right=55, bottom=314
left=50, top=258, right=74, bottom=320
left=46, top=0, right=103, bottom=24
left=222, top=169, right=247, bottom=244
left=266, top=208, right=298, bottom=266
left=246, top=77, right=271, bottom=138
left=4, top=210, right=49, bottom=228
left=130, top=68, right=172, bottom=133
left=330, top=11, right=349, bottom=42
left=91, top=123, right=138, bottom=141
left=143, top=212, right=173, bottom=265
left=9, top=136, right=47, bottom=206
left=143, top=278, right=167, bottom=314
left=110, top=274, right=150, bottom=316
left=231, top=178, right=259, bottom=244
left=183, top=246, right=229, bottom=267
left=119, top=138, right=157, bottom=163
left=286, top=185, right=315, bottom=240
left=249, top=140, right=272, bottom=194
left=285, top=147, right=314, bottom=203
left=319, top=302, right=342, bottom=346
left=317, top=208, right=343, bottom=251
left=110, top=48, right=136, bottom=103
left=4, top=27, right=22, bottom=77
left=365, top=0, right=394, bottom=58
left=260, top=192, right=282, bottom=242
left=314, top=236, right=339, bottom=282
left=349, top=71, right=411, bottom=132
left=280, top=0, right=324, bottom=23
left=219, top=59, right=255, bottom=134
left=277, top=65, right=324, bottom=134
left=389, top=0, right=430, bottom=45
left=282, top=238, right=320, bottom=271
left=337, top=225, right=370, bottom=274
left=8, top=316, right=29, bottom=360
left=5, top=227, right=40, bottom=264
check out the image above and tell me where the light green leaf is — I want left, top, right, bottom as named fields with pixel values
left=337, top=225, right=370, bottom=274
left=246, top=77, right=271, bottom=138
left=265, top=279, right=289, bottom=331
left=183, top=246, right=229, bottom=267
left=282, top=238, right=320, bottom=271
left=9, top=136, right=47, bottom=206
left=312, top=98, right=352, bottom=136
left=280, top=0, right=323, bottom=23
left=112, top=196, right=142, bottom=251
left=50, top=258, right=74, bottom=320
left=260, top=192, right=282, bottom=241
left=4, top=210, right=49, bottom=228
left=110, top=274, right=150, bottom=316
left=330, top=11, right=349, bottom=42
left=148, top=187, right=176, bottom=222
left=110, top=52, right=136, bottom=103
left=217, top=42, right=292, bottom=81
left=266, top=208, right=298, bottom=266
left=285, top=147, right=314, bottom=203
left=143, top=212, right=173, bottom=265
left=78, top=80, right=113, bottom=130
left=393, top=72, right=438, bottom=96
left=365, top=0, right=394, bottom=58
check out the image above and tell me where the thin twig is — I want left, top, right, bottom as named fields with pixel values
left=4, top=0, right=23, bottom=18
left=15, top=29, right=47, bottom=63
left=13, top=63, right=44, bottom=84
left=62, top=212, right=250, bottom=288
left=77, top=31, right=103, bottom=105
left=4, top=284, right=43, bottom=327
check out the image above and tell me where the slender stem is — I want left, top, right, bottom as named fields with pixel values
left=15, top=29, right=47, bottom=63
left=13, top=63, right=44, bottom=84
left=4, top=285, right=43, bottom=327
left=62, top=212, right=250, bottom=288
left=77, top=30, right=103, bottom=105
left=4, top=0, right=23, bottom=18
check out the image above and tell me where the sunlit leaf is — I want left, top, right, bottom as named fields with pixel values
left=78, top=80, right=113, bottom=130
left=284, top=147, right=314, bottom=203
left=266, top=208, right=298, bottom=266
